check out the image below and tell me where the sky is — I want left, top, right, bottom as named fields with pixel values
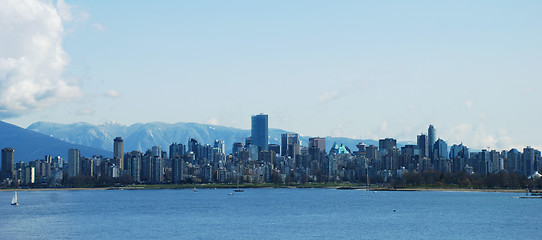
left=1, top=0, right=541, bottom=150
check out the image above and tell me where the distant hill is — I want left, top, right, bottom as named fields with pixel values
left=0, top=121, right=112, bottom=162
left=27, top=121, right=412, bottom=154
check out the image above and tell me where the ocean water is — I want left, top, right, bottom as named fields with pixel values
left=0, top=188, right=538, bottom=239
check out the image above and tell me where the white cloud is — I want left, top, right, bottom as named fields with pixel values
left=318, top=90, right=339, bottom=104
left=447, top=124, right=516, bottom=150
left=76, top=108, right=95, bottom=116
left=92, top=23, right=107, bottom=32
left=104, top=90, right=122, bottom=98
left=207, top=117, right=219, bottom=125
left=56, top=0, right=73, bottom=22
left=465, top=100, right=473, bottom=109
left=0, top=0, right=83, bottom=118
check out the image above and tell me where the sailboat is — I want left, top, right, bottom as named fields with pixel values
left=11, top=191, right=18, bottom=206
left=234, top=179, right=244, bottom=192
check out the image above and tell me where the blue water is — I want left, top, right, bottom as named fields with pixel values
left=0, top=189, right=538, bottom=239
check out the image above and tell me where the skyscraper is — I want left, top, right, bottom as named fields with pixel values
left=428, top=125, right=436, bottom=158
left=1, top=148, right=14, bottom=179
left=114, top=137, right=124, bottom=170
left=281, top=133, right=300, bottom=157
left=379, top=138, right=397, bottom=152
left=251, top=114, right=268, bottom=151
left=68, top=148, right=80, bottom=178
left=417, top=134, right=428, bottom=157
left=309, top=137, right=326, bottom=153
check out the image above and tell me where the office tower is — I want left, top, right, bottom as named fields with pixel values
left=251, top=114, right=269, bottom=151
left=507, top=149, right=521, bottom=173
left=171, top=155, right=183, bottom=184
left=309, top=137, right=326, bottom=153
left=128, top=151, right=142, bottom=182
left=214, top=140, right=225, bottom=154
left=401, top=145, right=419, bottom=157
left=281, top=133, right=300, bottom=157
left=433, top=139, right=448, bottom=159
left=150, top=146, right=163, bottom=183
left=68, top=148, right=80, bottom=178
left=169, top=143, right=186, bottom=159
left=1, top=148, right=15, bottom=179
left=188, top=138, right=202, bottom=161
left=232, top=142, right=244, bottom=155
left=366, top=145, right=379, bottom=160
left=417, top=134, right=428, bottom=157
left=450, top=144, right=469, bottom=159
left=523, top=146, right=535, bottom=176
left=378, top=138, right=397, bottom=152
left=114, top=137, right=124, bottom=170
left=268, top=144, right=280, bottom=155
left=428, top=125, right=436, bottom=158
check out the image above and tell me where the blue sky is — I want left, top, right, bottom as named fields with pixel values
left=1, top=0, right=541, bottom=150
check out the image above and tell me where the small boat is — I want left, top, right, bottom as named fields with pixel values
left=11, top=191, right=18, bottom=206
left=228, top=193, right=235, bottom=195
left=234, top=181, right=244, bottom=192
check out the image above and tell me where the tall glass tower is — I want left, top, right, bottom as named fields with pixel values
left=428, top=125, right=436, bottom=158
left=1, top=148, right=14, bottom=179
left=251, top=114, right=268, bottom=151
left=114, top=137, right=124, bottom=170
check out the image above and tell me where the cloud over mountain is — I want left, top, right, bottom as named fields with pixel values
left=0, top=0, right=82, bottom=118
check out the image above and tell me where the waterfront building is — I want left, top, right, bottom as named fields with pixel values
left=251, top=113, right=269, bottom=151
left=128, top=151, right=142, bottom=182
left=1, top=147, right=15, bottom=180
left=171, top=155, right=184, bottom=184
left=68, top=148, right=80, bottom=178
left=523, top=146, right=535, bottom=176
left=507, top=149, right=521, bottom=173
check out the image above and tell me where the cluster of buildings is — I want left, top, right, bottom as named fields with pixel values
left=1, top=114, right=541, bottom=187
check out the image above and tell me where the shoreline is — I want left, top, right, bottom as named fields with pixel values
left=0, top=186, right=529, bottom=193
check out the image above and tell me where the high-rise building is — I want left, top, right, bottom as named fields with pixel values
left=268, top=144, right=280, bottom=155
left=68, top=148, right=80, bottom=178
left=378, top=138, right=397, bottom=152
left=232, top=142, right=244, bottom=155
left=428, top=125, right=436, bottom=158
left=417, top=134, right=428, bottom=157
left=281, top=133, right=300, bottom=157
left=169, top=143, right=186, bottom=159
left=523, top=146, right=535, bottom=176
left=309, top=137, right=326, bottom=153
left=251, top=114, right=268, bottom=151
left=214, top=140, right=225, bottom=154
left=1, top=148, right=15, bottom=179
left=507, top=149, right=521, bottom=173
left=433, top=139, right=448, bottom=159
left=114, top=137, right=124, bottom=170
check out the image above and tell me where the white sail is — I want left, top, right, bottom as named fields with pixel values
left=11, top=191, right=17, bottom=205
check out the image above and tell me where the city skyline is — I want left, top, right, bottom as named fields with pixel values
left=1, top=0, right=542, bottom=151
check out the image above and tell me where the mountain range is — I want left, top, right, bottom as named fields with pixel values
left=26, top=121, right=413, bottom=155
left=0, top=121, right=112, bottom=162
